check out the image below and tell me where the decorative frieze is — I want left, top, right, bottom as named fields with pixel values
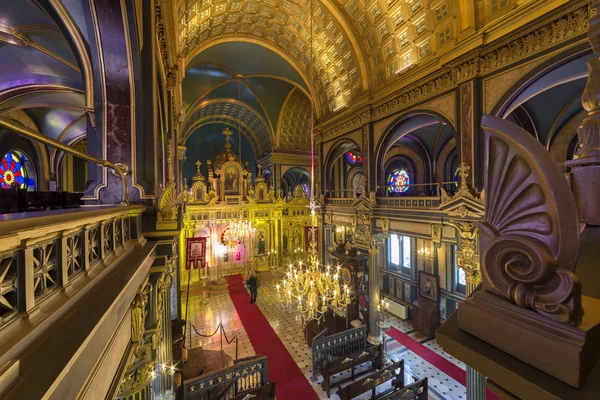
left=321, top=110, right=371, bottom=143
left=479, top=4, right=590, bottom=75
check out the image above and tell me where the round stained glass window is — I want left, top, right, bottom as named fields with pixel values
left=387, top=169, right=410, bottom=193
left=0, top=151, right=28, bottom=189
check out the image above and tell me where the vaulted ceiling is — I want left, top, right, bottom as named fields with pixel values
left=178, top=0, right=534, bottom=157
left=0, top=1, right=86, bottom=151
left=182, top=42, right=315, bottom=156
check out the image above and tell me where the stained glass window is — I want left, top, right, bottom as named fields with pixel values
left=345, top=151, right=363, bottom=164
left=0, top=151, right=29, bottom=189
left=387, top=169, right=410, bottom=193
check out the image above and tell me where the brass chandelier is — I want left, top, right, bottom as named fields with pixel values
left=275, top=0, right=351, bottom=324
left=275, top=227, right=352, bottom=323
left=224, top=211, right=255, bottom=248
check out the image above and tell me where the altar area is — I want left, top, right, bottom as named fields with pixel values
left=179, top=128, right=314, bottom=290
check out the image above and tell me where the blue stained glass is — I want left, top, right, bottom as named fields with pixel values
left=387, top=169, right=410, bottom=193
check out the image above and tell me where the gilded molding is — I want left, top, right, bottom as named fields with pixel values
left=317, top=3, right=591, bottom=139
left=321, top=109, right=371, bottom=143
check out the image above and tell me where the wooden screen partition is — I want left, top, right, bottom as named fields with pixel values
left=311, top=325, right=368, bottom=381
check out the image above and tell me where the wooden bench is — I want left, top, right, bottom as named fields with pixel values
left=336, top=360, right=404, bottom=400
left=231, top=382, right=276, bottom=400
left=379, top=377, right=428, bottom=400
left=321, top=344, right=383, bottom=397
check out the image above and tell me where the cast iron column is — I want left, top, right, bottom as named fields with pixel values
left=367, top=233, right=386, bottom=345
left=465, top=276, right=486, bottom=399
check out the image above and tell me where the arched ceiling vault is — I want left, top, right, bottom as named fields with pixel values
left=183, top=99, right=272, bottom=156
left=179, top=0, right=471, bottom=116
left=0, top=0, right=89, bottom=158
left=179, top=0, right=370, bottom=116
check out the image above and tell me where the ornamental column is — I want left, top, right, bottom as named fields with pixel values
left=456, top=221, right=486, bottom=399
left=367, top=233, right=386, bottom=345
left=565, top=0, right=600, bottom=225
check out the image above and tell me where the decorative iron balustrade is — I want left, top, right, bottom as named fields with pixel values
left=183, top=355, right=269, bottom=400
left=376, top=196, right=441, bottom=208
left=311, top=325, right=368, bottom=381
left=0, top=206, right=143, bottom=328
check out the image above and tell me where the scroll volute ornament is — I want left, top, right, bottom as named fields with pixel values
left=479, top=115, right=583, bottom=325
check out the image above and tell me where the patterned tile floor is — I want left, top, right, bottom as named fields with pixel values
left=186, top=276, right=467, bottom=400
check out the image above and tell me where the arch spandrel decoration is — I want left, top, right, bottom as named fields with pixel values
left=277, top=88, right=312, bottom=152
left=479, top=115, right=582, bottom=326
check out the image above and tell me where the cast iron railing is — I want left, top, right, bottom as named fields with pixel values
left=182, top=355, right=269, bottom=400
left=311, top=325, right=368, bottom=381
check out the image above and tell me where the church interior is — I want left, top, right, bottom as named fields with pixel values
left=0, top=0, right=599, bottom=399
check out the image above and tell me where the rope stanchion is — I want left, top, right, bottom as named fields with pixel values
left=191, top=322, right=240, bottom=359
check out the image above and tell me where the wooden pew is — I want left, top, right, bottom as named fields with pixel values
left=321, top=343, right=383, bottom=397
left=379, top=377, right=428, bottom=400
left=336, top=359, right=404, bottom=400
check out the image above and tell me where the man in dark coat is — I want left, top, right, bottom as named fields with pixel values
left=246, top=270, right=258, bottom=303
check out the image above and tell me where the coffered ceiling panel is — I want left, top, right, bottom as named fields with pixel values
left=179, top=0, right=367, bottom=116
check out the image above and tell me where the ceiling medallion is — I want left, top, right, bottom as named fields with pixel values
left=0, top=26, right=27, bottom=47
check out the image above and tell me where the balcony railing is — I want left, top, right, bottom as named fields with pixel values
left=323, top=182, right=457, bottom=209
left=0, top=205, right=145, bottom=330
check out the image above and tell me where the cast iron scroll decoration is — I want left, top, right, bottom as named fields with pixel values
left=479, top=115, right=583, bottom=326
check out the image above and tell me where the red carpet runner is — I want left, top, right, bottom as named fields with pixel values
left=387, top=326, right=498, bottom=400
left=227, top=275, right=319, bottom=400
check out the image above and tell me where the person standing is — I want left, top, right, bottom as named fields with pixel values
left=246, top=270, right=258, bottom=303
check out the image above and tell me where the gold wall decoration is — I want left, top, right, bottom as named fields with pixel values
left=455, top=221, right=481, bottom=287
left=321, top=109, right=371, bottom=143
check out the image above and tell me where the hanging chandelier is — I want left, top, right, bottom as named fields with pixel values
left=275, top=230, right=352, bottom=323
left=275, top=0, right=351, bottom=324
left=224, top=211, right=255, bottom=248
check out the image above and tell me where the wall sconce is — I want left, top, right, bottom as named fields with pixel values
left=417, top=246, right=433, bottom=260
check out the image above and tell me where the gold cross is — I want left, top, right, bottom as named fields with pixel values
left=456, top=163, right=470, bottom=181
left=195, top=160, right=202, bottom=174
left=222, top=127, right=233, bottom=142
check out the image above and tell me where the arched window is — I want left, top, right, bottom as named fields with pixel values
left=1, top=150, right=34, bottom=189
left=387, top=169, right=410, bottom=193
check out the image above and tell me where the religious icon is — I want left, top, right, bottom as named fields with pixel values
left=257, top=231, right=266, bottom=255
left=283, top=230, right=289, bottom=252
left=190, top=242, right=203, bottom=258
left=418, top=271, right=439, bottom=302
left=224, top=165, right=239, bottom=194
left=341, top=267, right=352, bottom=286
